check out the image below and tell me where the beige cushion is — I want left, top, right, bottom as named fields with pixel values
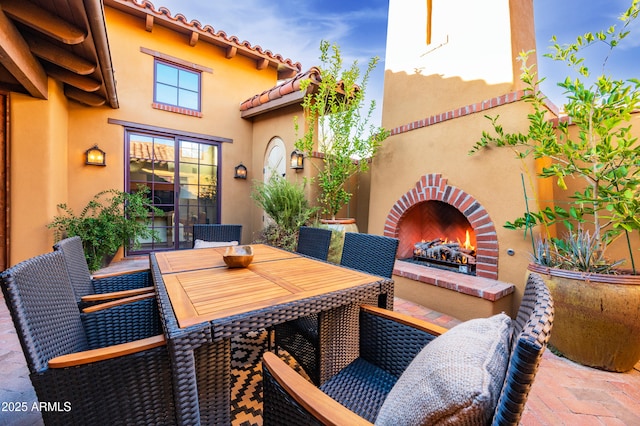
left=193, top=239, right=238, bottom=249
left=376, top=313, right=511, bottom=425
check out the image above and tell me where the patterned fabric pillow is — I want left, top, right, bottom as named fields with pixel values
left=193, top=239, right=238, bottom=249
left=375, top=313, right=511, bottom=425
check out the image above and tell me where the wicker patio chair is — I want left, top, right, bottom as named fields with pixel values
left=295, top=226, right=333, bottom=261
left=192, top=224, right=242, bottom=247
left=274, top=232, right=399, bottom=384
left=262, top=272, right=554, bottom=426
left=1, top=250, right=176, bottom=425
left=54, top=236, right=153, bottom=307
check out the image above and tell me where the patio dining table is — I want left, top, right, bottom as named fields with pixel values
left=150, top=243, right=394, bottom=425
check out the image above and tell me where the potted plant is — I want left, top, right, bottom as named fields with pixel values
left=49, top=187, right=160, bottom=272
left=294, top=40, right=390, bottom=224
left=251, top=174, right=317, bottom=251
left=470, top=1, right=640, bottom=372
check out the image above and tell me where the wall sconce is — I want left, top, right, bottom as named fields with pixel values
left=290, top=150, right=304, bottom=170
left=85, top=144, right=106, bottom=166
left=234, top=163, right=247, bottom=179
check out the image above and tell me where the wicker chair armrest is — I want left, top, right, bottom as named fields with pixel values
left=49, top=335, right=165, bottom=368
left=91, top=270, right=151, bottom=294
left=263, top=352, right=373, bottom=426
left=81, top=286, right=155, bottom=303
left=361, top=305, right=448, bottom=336
left=92, top=266, right=150, bottom=280
left=82, top=293, right=155, bottom=313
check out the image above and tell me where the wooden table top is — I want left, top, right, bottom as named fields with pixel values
left=154, top=244, right=299, bottom=274
left=154, top=244, right=382, bottom=328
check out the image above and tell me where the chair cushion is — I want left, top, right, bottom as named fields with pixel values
left=375, top=313, right=511, bottom=425
left=193, top=239, right=238, bottom=249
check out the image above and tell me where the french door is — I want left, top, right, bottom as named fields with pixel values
left=127, top=131, right=220, bottom=252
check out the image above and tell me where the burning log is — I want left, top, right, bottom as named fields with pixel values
left=413, top=238, right=476, bottom=264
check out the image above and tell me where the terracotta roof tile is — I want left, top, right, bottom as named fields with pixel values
left=108, top=0, right=301, bottom=75
left=240, top=67, right=321, bottom=112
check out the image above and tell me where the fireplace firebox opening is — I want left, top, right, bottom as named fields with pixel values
left=399, top=200, right=477, bottom=275
left=384, top=173, right=499, bottom=280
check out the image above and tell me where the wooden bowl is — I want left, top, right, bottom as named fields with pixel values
left=223, top=245, right=254, bottom=268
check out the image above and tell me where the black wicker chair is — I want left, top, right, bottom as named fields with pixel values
left=274, top=232, right=399, bottom=384
left=263, top=272, right=554, bottom=425
left=53, top=236, right=152, bottom=306
left=296, top=226, right=333, bottom=261
left=192, top=224, right=242, bottom=247
left=1, top=250, right=176, bottom=425
left=340, top=232, right=399, bottom=278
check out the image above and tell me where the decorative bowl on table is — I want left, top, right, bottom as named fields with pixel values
left=223, top=245, right=254, bottom=268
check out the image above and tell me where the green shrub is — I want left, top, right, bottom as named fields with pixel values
left=49, top=187, right=160, bottom=271
left=251, top=176, right=317, bottom=251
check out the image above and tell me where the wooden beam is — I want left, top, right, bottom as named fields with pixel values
left=145, top=13, right=154, bottom=32
left=27, top=36, right=96, bottom=75
left=64, top=86, right=106, bottom=107
left=256, top=58, right=268, bottom=70
left=226, top=45, right=237, bottom=59
left=45, top=64, right=101, bottom=92
left=1, top=0, right=86, bottom=45
left=0, top=8, right=48, bottom=98
left=189, top=31, right=198, bottom=47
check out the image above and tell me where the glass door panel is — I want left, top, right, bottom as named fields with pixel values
left=127, top=133, right=219, bottom=252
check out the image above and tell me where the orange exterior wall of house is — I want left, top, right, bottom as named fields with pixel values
left=7, top=5, right=281, bottom=264
left=10, top=80, right=70, bottom=263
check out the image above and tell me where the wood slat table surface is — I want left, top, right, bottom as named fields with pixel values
left=157, top=245, right=378, bottom=328
left=154, top=244, right=299, bottom=274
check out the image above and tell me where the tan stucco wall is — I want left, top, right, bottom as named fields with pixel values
left=374, top=0, right=541, bottom=313
left=247, top=105, right=305, bottom=240
left=383, top=0, right=533, bottom=129
left=10, top=80, right=69, bottom=263
left=247, top=105, right=369, bottom=237
left=370, top=100, right=539, bottom=289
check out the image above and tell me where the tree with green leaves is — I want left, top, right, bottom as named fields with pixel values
left=470, top=0, right=640, bottom=273
left=295, top=40, right=390, bottom=219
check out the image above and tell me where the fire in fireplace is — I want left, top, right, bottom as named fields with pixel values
left=412, top=230, right=476, bottom=275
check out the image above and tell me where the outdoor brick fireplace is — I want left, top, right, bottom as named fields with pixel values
left=384, top=173, right=499, bottom=279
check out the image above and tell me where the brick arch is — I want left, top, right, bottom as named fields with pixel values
left=384, top=173, right=499, bottom=279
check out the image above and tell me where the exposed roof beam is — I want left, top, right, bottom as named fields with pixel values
left=27, top=37, right=96, bottom=75
left=64, top=86, right=105, bottom=107
left=0, top=7, right=48, bottom=98
left=45, top=65, right=101, bottom=92
left=1, top=0, right=86, bottom=44
left=226, top=46, right=237, bottom=59
left=145, top=14, right=153, bottom=32
left=189, top=31, right=198, bottom=47
left=256, top=58, right=268, bottom=70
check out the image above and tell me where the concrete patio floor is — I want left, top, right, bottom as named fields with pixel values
left=1, top=257, right=639, bottom=425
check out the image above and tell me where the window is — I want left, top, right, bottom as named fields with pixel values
left=154, top=60, right=201, bottom=111
left=127, top=131, right=220, bottom=252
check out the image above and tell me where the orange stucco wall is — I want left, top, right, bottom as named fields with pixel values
left=7, top=5, right=286, bottom=264
left=373, top=0, right=540, bottom=312
left=10, top=80, right=69, bottom=263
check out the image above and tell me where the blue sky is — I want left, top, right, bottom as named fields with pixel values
left=153, top=0, right=639, bottom=123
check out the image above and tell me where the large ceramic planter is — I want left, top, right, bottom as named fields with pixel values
left=319, top=218, right=358, bottom=263
left=528, top=263, right=640, bottom=372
